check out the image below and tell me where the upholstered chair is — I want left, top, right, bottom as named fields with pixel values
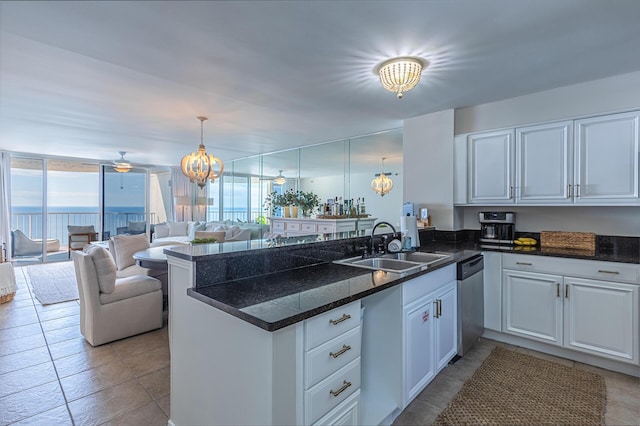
left=11, top=229, right=61, bottom=257
left=67, top=225, right=99, bottom=258
left=72, top=246, right=163, bottom=346
left=107, top=234, right=168, bottom=295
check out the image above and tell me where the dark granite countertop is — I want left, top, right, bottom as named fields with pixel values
left=171, top=231, right=637, bottom=332
left=187, top=248, right=477, bottom=332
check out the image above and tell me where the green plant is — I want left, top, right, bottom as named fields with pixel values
left=297, top=190, right=320, bottom=216
left=191, top=237, right=217, bottom=244
left=263, top=191, right=287, bottom=215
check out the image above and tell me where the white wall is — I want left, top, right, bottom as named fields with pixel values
left=460, top=206, right=640, bottom=237
left=455, top=71, right=640, bottom=135
left=403, top=109, right=455, bottom=230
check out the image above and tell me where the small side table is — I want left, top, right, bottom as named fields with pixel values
left=0, top=263, right=17, bottom=304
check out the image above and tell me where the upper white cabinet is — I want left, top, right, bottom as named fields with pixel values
left=467, top=129, right=515, bottom=204
left=574, top=111, right=640, bottom=204
left=516, top=121, right=573, bottom=204
left=460, top=110, right=640, bottom=206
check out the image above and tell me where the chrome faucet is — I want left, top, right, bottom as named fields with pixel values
left=370, top=221, right=397, bottom=255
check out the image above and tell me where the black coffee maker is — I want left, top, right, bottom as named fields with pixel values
left=479, top=212, right=516, bottom=245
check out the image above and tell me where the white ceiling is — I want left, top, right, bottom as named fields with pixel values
left=1, top=0, right=640, bottom=168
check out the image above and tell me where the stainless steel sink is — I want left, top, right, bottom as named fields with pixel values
left=383, top=252, right=452, bottom=265
left=333, top=252, right=451, bottom=273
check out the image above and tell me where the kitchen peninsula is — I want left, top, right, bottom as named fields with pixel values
left=164, top=234, right=472, bottom=426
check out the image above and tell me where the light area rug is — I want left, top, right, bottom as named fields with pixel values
left=26, top=261, right=78, bottom=305
left=434, top=346, right=606, bottom=425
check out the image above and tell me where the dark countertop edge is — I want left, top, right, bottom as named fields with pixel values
left=473, top=245, right=639, bottom=264
left=187, top=256, right=462, bottom=332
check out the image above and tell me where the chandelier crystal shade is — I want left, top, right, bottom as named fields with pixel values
left=181, top=116, right=224, bottom=188
left=374, top=57, right=428, bottom=99
left=371, top=157, right=394, bottom=197
left=113, top=151, right=132, bottom=173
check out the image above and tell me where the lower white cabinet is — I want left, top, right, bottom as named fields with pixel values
left=502, top=269, right=563, bottom=345
left=501, top=254, right=639, bottom=365
left=402, top=265, right=457, bottom=408
left=482, top=251, right=502, bottom=331
left=313, top=390, right=360, bottom=426
left=564, top=277, right=638, bottom=363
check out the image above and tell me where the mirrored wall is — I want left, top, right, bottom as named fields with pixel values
left=205, top=127, right=403, bottom=231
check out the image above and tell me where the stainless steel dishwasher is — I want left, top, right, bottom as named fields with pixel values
left=457, top=254, right=484, bottom=356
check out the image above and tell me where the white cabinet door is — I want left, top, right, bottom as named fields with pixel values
left=403, top=293, right=435, bottom=407
left=468, top=130, right=515, bottom=204
left=564, top=277, right=639, bottom=364
left=435, top=281, right=457, bottom=371
left=574, top=111, right=640, bottom=204
left=454, top=134, right=468, bottom=205
left=502, top=270, right=563, bottom=345
left=482, top=252, right=502, bottom=332
left=516, top=121, right=573, bottom=204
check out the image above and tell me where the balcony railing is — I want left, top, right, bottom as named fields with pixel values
left=12, top=211, right=159, bottom=247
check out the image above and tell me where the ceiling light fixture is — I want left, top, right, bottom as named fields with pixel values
left=371, top=157, right=394, bottom=197
left=113, top=151, right=132, bottom=173
left=374, top=56, right=428, bottom=99
left=181, top=116, right=224, bottom=188
left=272, top=170, right=286, bottom=186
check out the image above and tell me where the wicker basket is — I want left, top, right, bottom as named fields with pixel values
left=540, top=231, right=596, bottom=251
left=0, top=292, right=15, bottom=304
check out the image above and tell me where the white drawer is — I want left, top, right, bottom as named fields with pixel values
left=335, top=223, right=356, bottom=232
left=271, top=222, right=285, bottom=231
left=305, top=301, right=361, bottom=350
left=402, top=264, right=456, bottom=306
left=302, top=223, right=317, bottom=233
left=286, top=221, right=301, bottom=231
left=318, top=224, right=334, bottom=233
left=305, top=358, right=360, bottom=425
left=305, top=326, right=361, bottom=389
left=503, top=254, right=639, bottom=284
left=313, top=389, right=359, bottom=426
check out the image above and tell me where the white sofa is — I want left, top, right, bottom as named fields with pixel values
left=151, top=221, right=252, bottom=245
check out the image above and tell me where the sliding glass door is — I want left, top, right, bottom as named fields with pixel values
left=102, top=166, right=148, bottom=239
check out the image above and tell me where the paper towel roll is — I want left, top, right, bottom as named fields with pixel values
left=400, top=215, right=420, bottom=248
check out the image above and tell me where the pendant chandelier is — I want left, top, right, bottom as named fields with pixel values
left=371, top=157, right=394, bottom=197
left=374, top=56, right=428, bottom=99
left=181, top=116, right=224, bottom=188
left=113, top=151, right=132, bottom=173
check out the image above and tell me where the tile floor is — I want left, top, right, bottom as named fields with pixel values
left=393, top=339, right=640, bottom=425
left=2, top=264, right=639, bottom=426
left=1, top=267, right=169, bottom=426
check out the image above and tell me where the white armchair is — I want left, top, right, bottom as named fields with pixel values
left=72, top=246, right=163, bottom=346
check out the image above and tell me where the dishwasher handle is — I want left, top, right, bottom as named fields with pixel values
left=457, top=254, right=484, bottom=280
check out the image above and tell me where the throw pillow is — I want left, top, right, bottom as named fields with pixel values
left=110, top=234, right=150, bottom=271
left=189, top=223, right=206, bottom=239
left=168, top=221, right=188, bottom=237
left=154, top=223, right=170, bottom=238
left=84, top=246, right=116, bottom=294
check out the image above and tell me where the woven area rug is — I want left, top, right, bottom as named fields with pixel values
left=434, top=346, right=606, bottom=425
left=27, top=261, right=78, bottom=305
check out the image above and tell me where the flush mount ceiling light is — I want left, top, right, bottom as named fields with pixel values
left=371, top=157, right=394, bottom=197
left=374, top=56, right=428, bottom=99
left=113, top=151, right=132, bottom=173
left=272, top=170, right=286, bottom=186
left=181, top=116, right=224, bottom=189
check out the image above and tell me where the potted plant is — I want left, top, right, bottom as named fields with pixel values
left=263, top=191, right=287, bottom=216
left=297, top=190, right=320, bottom=217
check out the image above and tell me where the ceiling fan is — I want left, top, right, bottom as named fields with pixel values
left=112, top=151, right=132, bottom=173
left=260, top=170, right=287, bottom=185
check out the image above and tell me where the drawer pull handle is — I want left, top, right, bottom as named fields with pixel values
left=516, top=262, right=532, bottom=266
left=565, top=285, right=569, bottom=299
left=556, top=283, right=560, bottom=297
left=329, top=345, right=351, bottom=359
left=329, top=313, right=351, bottom=326
left=597, top=270, right=620, bottom=274
left=329, top=380, right=352, bottom=397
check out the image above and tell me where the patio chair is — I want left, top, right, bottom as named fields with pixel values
left=72, top=247, right=162, bottom=346
left=116, top=220, right=146, bottom=236
left=68, top=225, right=99, bottom=258
left=11, top=229, right=61, bottom=257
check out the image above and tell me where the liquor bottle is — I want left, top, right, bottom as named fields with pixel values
left=360, top=197, right=366, bottom=215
